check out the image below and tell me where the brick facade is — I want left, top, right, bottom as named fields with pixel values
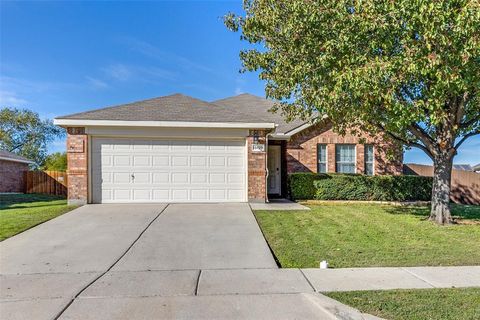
left=286, top=122, right=403, bottom=175
left=64, top=123, right=401, bottom=204
left=0, top=160, right=28, bottom=192
left=66, top=127, right=88, bottom=205
left=247, top=129, right=267, bottom=202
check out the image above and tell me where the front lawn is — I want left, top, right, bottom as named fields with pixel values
left=254, top=204, right=480, bottom=268
left=0, top=193, right=77, bottom=241
left=326, top=288, right=480, bottom=320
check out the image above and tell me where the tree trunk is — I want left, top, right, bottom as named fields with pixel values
left=429, top=153, right=454, bottom=224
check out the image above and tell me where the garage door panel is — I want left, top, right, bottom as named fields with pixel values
left=191, top=173, right=207, bottom=183
left=114, top=155, right=131, bottom=166
left=133, top=172, right=150, bottom=183
left=152, top=189, right=169, bottom=201
left=133, top=189, right=150, bottom=201
left=172, top=156, right=188, bottom=167
left=153, top=156, right=169, bottom=166
left=92, top=138, right=246, bottom=203
left=152, top=172, right=170, bottom=183
left=133, top=156, right=150, bottom=166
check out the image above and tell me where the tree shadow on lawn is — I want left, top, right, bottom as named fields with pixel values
left=384, top=204, right=480, bottom=222
left=0, top=194, right=66, bottom=210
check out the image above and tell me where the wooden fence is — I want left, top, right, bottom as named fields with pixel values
left=404, top=164, right=480, bottom=205
left=24, top=171, right=68, bottom=197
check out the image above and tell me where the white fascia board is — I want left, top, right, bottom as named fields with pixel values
left=269, top=134, right=290, bottom=140
left=0, top=156, right=34, bottom=164
left=54, top=119, right=276, bottom=129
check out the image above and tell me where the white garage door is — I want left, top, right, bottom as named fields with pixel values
left=91, top=138, right=246, bottom=203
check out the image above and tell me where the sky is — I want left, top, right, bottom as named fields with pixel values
left=1, top=1, right=478, bottom=165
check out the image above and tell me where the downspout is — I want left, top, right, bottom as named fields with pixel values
left=264, top=127, right=277, bottom=203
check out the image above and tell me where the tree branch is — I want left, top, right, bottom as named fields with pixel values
left=376, top=123, right=434, bottom=159
left=454, top=130, right=480, bottom=150
left=408, top=123, right=436, bottom=152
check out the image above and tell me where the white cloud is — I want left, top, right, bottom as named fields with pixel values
left=119, top=37, right=218, bottom=76
left=0, top=90, right=28, bottom=106
left=102, top=63, right=177, bottom=83
left=86, top=76, right=109, bottom=89
left=102, top=64, right=133, bottom=81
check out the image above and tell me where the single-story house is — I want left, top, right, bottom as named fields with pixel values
left=54, top=93, right=403, bottom=205
left=0, top=150, right=34, bottom=193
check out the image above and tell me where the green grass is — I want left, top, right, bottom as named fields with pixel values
left=0, top=193, right=77, bottom=241
left=254, top=204, right=480, bottom=268
left=326, top=288, right=480, bottom=320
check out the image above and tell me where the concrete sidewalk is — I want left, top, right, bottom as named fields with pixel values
left=301, top=266, right=480, bottom=292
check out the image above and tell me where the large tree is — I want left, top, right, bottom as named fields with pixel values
left=225, top=0, right=480, bottom=224
left=0, top=108, right=65, bottom=167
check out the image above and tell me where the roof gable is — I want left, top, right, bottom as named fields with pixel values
left=57, top=93, right=270, bottom=124
left=212, top=93, right=308, bottom=134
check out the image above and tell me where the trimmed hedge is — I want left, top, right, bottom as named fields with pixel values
left=288, top=173, right=330, bottom=200
left=288, top=173, right=432, bottom=201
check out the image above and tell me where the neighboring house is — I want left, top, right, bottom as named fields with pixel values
left=0, top=150, right=34, bottom=193
left=472, top=163, right=480, bottom=173
left=453, top=164, right=473, bottom=171
left=54, top=93, right=402, bottom=205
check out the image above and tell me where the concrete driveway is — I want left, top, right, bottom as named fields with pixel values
left=0, top=203, right=367, bottom=320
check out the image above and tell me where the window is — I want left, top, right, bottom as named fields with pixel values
left=336, top=145, right=356, bottom=173
left=364, top=145, right=374, bottom=175
left=317, top=144, right=327, bottom=173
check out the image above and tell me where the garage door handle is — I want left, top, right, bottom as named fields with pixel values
left=131, top=174, right=135, bottom=180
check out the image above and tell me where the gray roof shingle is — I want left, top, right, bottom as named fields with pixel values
left=57, top=93, right=309, bottom=134
left=212, top=94, right=308, bottom=134
left=57, top=93, right=272, bottom=124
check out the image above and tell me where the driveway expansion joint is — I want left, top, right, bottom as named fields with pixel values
left=299, top=268, right=317, bottom=292
left=194, top=270, right=202, bottom=296
left=400, top=267, right=437, bottom=288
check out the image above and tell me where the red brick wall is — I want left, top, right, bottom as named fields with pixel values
left=247, top=129, right=267, bottom=201
left=66, top=127, right=88, bottom=204
left=286, top=123, right=403, bottom=175
left=0, top=160, right=28, bottom=192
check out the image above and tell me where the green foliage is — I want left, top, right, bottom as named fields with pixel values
left=288, top=172, right=329, bottom=200
left=225, top=1, right=479, bottom=144
left=41, top=152, right=67, bottom=171
left=0, top=108, right=65, bottom=167
left=288, top=173, right=432, bottom=201
left=226, top=1, right=479, bottom=222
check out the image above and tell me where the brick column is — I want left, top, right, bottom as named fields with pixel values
left=356, top=144, right=365, bottom=174
left=327, top=144, right=336, bottom=173
left=66, top=127, right=88, bottom=205
left=247, top=129, right=267, bottom=202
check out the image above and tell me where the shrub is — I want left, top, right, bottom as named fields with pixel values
left=288, top=173, right=432, bottom=201
left=288, top=173, right=329, bottom=200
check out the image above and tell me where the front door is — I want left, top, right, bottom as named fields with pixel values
left=267, top=145, right=281, bottom=195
